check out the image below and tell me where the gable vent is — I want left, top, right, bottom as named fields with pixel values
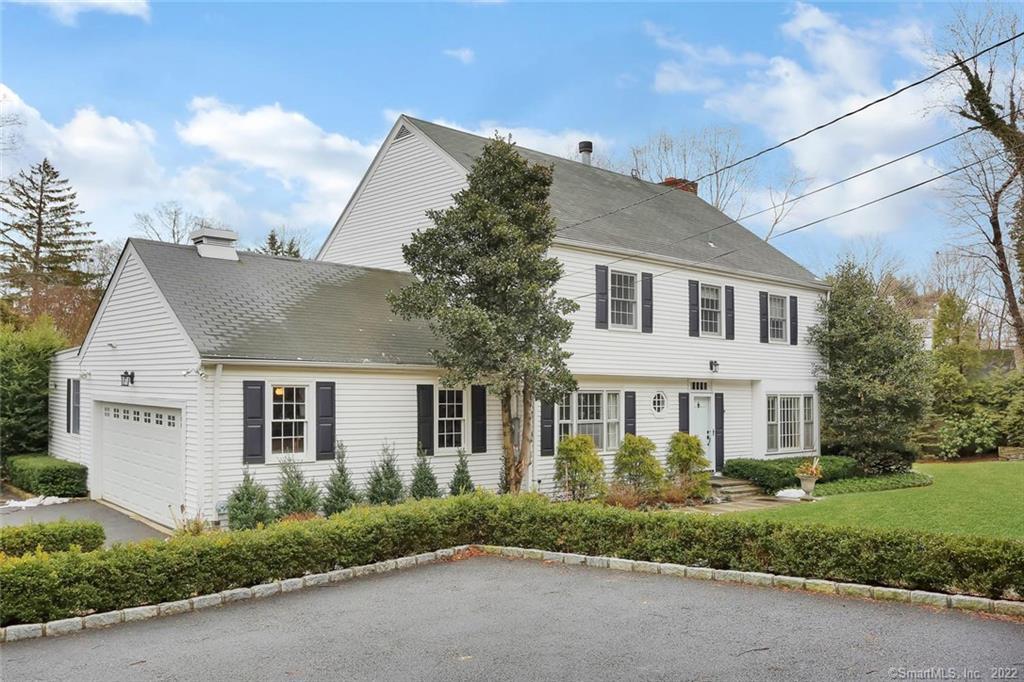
left=395, top=125, right=412, bottom=140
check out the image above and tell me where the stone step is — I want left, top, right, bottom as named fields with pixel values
left=709, top=476, right=749, bottom=487
left=715, top=484, right=763, bottom=496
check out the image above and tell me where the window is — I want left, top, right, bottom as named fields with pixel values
left=143, top=411, right=151, bottom=424
left=700, top=284, right=721, bottom=335
left=271, top=386, right=306, bottom=455
left=155, top=412, right=164, bottom=426
left=651, top=392, right=666, bottom=414
left=767, top=394, right=815, bottom=453
left=167, top=414, right=177, bottom=428
left=769, top=294, right=788, bottom=342
left=437, top=389, right=464, bottom=449
left=556, top=390, right=623, bottom=451
left=691, top=381, right=708, bottom=392
left=558, top=396, right=572, bottom=442
left=132, top=409, right=140, bottom=422
left=103, top=406, right=111, bottom=418
left=576, top=392, right=603, bottom=449
left=609, top=271, right=637, bottom=328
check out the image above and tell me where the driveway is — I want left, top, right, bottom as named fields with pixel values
left=4, top=557, right=1021, bottom=681
left=0, top=500, right=166, bottom=545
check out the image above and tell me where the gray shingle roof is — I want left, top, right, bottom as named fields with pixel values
left=131, top=240, right=435, bottom=365
left=406, top=117, right=822, bottom=286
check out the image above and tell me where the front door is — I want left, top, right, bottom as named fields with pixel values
left=691, top=395, right=717, bottom=470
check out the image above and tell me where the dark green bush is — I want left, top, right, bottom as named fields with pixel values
left=226, top=471, right=275, bottom=530
left=0, top=519, right=104, bottom=556
left=366, top=445, right=404, bottom=505
left=0, top=318, right=67, bottom=457
left=554, top=434, right=606, bottom=501
left=612, top=434, right=663, bottom=494
left=274, top=459, right=321, bottom=517
left=322, top=446, right=360, bottom=516
left=2, top=494, right=1021, bottom=626
left=448, top=450, right=475, bottom=496
left=1004, top=396, right=1024, bottom=447
left=6, top=455, right=88, bottom=497
left=722, top=456, right=862, bottom=493
left=815, top=472, right=933, bottom=496
left=409, top=448, right=441, bottom=500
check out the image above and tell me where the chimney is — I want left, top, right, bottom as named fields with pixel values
left=662, top=177, right=698, bottom=194
left=578, top=140, right=593, bottom=166
left=190, top=227, right=239, bottom=261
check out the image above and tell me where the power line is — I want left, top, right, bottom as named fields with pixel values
left=555, top=29, right=1024, bottom=234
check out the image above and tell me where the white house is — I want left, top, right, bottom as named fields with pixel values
left=49, top=116, right=828, bottom=527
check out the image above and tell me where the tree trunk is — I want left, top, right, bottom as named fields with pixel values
left=989, top=211, right=1024, bottom=371
left=515, top=381, right=535, bottom=492
left=499, top=388, right=516, bottom=492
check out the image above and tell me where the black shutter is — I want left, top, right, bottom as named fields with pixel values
left=759, top=292, right=769, bottom=343
left=471, top=385, right=487, bottom=453
left=641, top=272, right=653, bottom=333
left=725, top=285, right=735, bottom=340
left=789, top=296, right=798, bottom=346
left=71, top=380, right=80, bottom=435
left=678, top=393, right=689, bottom=433
left=624, top=391, right=636, bottom=435
left=66, top=378, right=72, bottom=433
left=416, top=384, right=434, bottom=456
left=688, top=280, right=700, bottom=337
left=315, top=381, right=335, bottom=460
left=242, top=381, right=265, bottom=464
left=714, top=393, right=725, bottom=471
left=595, top=265, right=608, bottom=329
left=540, top=401, right=555, bottom=456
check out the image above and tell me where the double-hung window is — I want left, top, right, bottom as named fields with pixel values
left=556, top=390, right=622, bottom=451
left=271, top=385, right=306, bottom=455
left=700, top=284, right=721, bottom=336
left=609, top=271, right=637, bottom=329
left=766, top=393, right=815, bottom=453
left=768, top=294, right=788, bottom=342
left=437, top=388, right=465, bottom=450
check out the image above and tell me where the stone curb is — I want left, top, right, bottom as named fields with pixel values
left=7, top=544, right=1021, bottom=642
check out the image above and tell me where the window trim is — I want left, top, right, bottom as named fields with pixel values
left=435, top=387, right=467, bottom=454
left=267, top=383, right=312, bottom=462
left=651, top=391, right=667, bottom=416
left=767, top=293, right=789, bottom=344
left=608, top=269, right=639, bottom=331
left=555, top=389, right=624, bottom=453
left=766, top=393, right=816, bottom=454
left=699, top=283, right=723, bottom=337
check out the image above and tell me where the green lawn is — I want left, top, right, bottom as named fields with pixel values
left=737, top=461, right=1024, bottom=540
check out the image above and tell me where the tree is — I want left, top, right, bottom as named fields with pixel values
left=366, top=444, right=404, bottom=505
left=553, top=434, right=605, bottom=501
left=448, top=450, right=475, bottom=496
left=932, top=291, right=981, bottom=376
left=809, top=260, right=931, bottom=473
left=134, top=201, right=223, bottom=244
left=226, top=471, right=276, bottom=530
left=321, top=443, right=361, bottom=515
left=408, top=447, right=441, bottom=499
left=0, top=316, right=67, bottom=456
left=273, top=459, right=321, bottom=517
left=389, top=135, right=578, bottom=493
left=257, top=227, right=307, bottom=258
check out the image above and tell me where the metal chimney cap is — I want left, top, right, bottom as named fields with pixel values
left=578, top=140, right=593, bottom=154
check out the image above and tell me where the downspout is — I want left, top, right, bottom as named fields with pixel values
left=211, top=363, right=223, bottom=524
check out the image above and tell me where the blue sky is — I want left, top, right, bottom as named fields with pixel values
left=2, top=1, right=976, bottom=273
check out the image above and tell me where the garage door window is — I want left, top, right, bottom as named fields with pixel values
left=272, top=385, right=306, bottom=455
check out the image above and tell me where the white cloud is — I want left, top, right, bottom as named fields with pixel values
left=442, top=48, right=475, bottom=65
left=429, top=117, right=611, bottom=161
left=654, top=62, right=723, bottom=94
left=645, top=20, right=765, bottom=94
left=10, top=0, right=149, bottom=25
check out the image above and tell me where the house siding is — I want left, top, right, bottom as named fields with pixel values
left=48, top=349, right=82, bottom=465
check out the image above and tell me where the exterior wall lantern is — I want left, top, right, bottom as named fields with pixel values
left=120, top=370, right=135, bottom=387
left=709, top=360, right=720, bottom=374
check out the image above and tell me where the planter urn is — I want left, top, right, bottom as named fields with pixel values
left=797, top=474, right=819, bottom=497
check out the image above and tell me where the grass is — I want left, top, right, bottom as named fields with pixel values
left=737, top=461, right=1024, bottom=541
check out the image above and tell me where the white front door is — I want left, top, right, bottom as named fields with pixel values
left=691, top=395, right=717, bottom=470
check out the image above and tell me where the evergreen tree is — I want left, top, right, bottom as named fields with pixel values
left=408, top=446, right=441, bottom=499
left=0, top=159, right=96, bottom=297
left=226, top=471, right=275, bottom=530
left=448, top=450, right=475, bottom=496
left=274, top=458, right=321, bottom=517
left=932, top=292, right=981, bottom=377
left=0, top=315, right=67, bottom=454
left=322, top=442, right=361, bottom=515
left=259, top=228, right=302, bottom=257
left=366, top=444, right=404, bottom=505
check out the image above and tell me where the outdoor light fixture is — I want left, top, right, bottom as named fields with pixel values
left=709, top=360, right=720, bottom=373
left=120, top=370, right=135, bottom=387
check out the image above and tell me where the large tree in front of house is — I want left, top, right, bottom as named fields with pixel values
left=389, top=135, right=578, bottom=492
left=809, top=259, right=930, bottom=474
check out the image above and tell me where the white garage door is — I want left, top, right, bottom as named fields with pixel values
left=99, top=402, right=182, bottom=527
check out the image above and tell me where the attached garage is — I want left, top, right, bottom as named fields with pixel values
left=98, top=402, right=183, bottom=527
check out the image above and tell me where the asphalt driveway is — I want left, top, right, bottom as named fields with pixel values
left=3, top=557, right=1021, bottom=681
left=0, top=500, right=166, bottom=545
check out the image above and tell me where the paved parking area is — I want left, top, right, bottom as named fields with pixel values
left=3, top=556, right=1021, bottom=681
left=0, top=500, right=166, bottom=545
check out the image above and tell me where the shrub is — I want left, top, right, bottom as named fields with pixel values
left=1002, top=395, right=1024, bottom=447
left=938, top=409, right=1000, bottom=459
left=366, top=445, right=404, bottom=505
left=0, top=317, right=67, bottom=457
left=722, top=456, right=861, bottom=494
left=3, top=494, right=1022, bottom=626
left=170, top=505, right=209, bottom=536
left=664, top=432, right=711, bottom=500
left=6, top=455, right=88, bottom=497
left=449, top=450, right=475, bottom=496
left=612, top=434, right=663, bottom=494
left=554, top=435, right=606, bottom=501
left=815, top=472, right=933, bottom=496
left=0, top=519, right=104, bottom=556
left=274, top=459, right=322, bottom=517
left=603, top=482, right=645, bottom=509
left=855, top=445, right=916, bottom=475
left=409, top=447, right=441, bottom=500
left=226, top=471, right=275, bottom=530
left=322, top=445, right=360, bottom=516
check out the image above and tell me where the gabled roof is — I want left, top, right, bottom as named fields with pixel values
left=404, top=117, right=823, bottom=287
left=130, top=239, right=435, bottom=365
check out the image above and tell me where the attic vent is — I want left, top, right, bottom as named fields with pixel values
left=395, top=125, right=412, bottom=140
left=691, top=381, right=708, bottom=391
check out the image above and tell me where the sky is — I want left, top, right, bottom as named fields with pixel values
left=0, top=0, right=1000, bottom=275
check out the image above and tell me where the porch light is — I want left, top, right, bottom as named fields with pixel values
left=274, top=386, right=284, bottom=397
left=709, top=360, right=719, bottom=373
left=121, top=370, right=135, bottom=387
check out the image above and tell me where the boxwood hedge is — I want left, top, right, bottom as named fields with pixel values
left=6, top=455, right=88, bottom=497
left=722, top=456, right=861, bottom=493
left=1, top=493, right=1021, bottom=626
left=0, top=519, right=105, bottom=556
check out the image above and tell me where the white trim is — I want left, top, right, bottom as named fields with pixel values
left=200, top=357, right=438, bottom=372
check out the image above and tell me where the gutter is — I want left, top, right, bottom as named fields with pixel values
left=200, top=357, right=438, bottom=372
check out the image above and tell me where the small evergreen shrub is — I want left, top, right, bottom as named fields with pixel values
left=6, top=455, right=88, bottom=497
left=449, top=450, right=475, bottom=496
left=409, top=447, right=441, bottom=499
left=274, top=459, right=322, bottom=517
left=665, top=432, right=711, bottom=500
left=554, top=435, right=605, bottom=501
left=226, top=471, right=275, bottom=530
left=612, top=434, right=663, bottom=494
left=0, top=519, right=104, bottom=555
left=322, top=444, right=361, bottom=516
left=722, top=456, right=862, bottom=493
left=938, top=409, right=1000, bottom=459
left=366, top=445, right=404, bottom=505
left=1002, top=395, right=1024, bottom=447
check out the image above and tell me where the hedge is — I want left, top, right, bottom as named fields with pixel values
left=6, top=455, right=88, bottom=497
left=815, top=472, right=933, bottom=496
left=2, top=494, right=1022, bottom=625
left=723, top=456, right=861, bottom=493
left=0, top=520, right=105, bottom=556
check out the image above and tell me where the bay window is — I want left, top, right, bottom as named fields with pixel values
left=766, top=393, right=815, bottom=453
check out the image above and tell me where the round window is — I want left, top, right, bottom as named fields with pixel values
left=652, top=391, right=667, bottom=414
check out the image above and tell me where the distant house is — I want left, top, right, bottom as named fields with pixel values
left=50, top=116, right=827, bottom=527
left=913, top=318, right=935, bottom=351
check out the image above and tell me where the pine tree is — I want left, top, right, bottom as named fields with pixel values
left=408, top=446, right=440, bottom=499
left=932, top=292, right=981, bottom=377
left=260, top=228, right=302, bottom=257
left=366, top=444, right=404, bottom=505
left=226, top=471, right=276, bottom=530
left=0, top=159, right=96, bottom=297
left=448, top=450, right=475, bottom=496
left=274, top=458, right=321, bottom=517
left=322, top=442, right=361, bottom=515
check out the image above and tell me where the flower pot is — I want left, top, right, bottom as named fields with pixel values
left=797, top=474, right=819, bottom=496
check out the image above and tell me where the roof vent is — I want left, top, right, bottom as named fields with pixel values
left=395, top=125, right=412, bottom=140
left=190, top=227, right=239, bottom=261
left=662, top=177, right=698, bottom=194
left=578, top=140, right=593, bottom=166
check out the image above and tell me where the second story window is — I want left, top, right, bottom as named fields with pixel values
left=700, top=284, right=721, bottom=336
left=769, top=294, right=788, bottom=342
left=609, top=271, right=637, bottom=328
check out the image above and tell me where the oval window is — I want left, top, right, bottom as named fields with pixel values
left=652, top=391, right=667, bottom=414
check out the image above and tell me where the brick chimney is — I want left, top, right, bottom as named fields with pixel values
left=662, top=177, right=698, bottom=194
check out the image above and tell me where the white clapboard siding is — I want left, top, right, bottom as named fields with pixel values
left=48, top=348, right=83, bottom=465
left=317, top=130, right=467, bottom=270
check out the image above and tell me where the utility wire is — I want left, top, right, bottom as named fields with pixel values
left=555, top=30, right=1024, bottom=234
